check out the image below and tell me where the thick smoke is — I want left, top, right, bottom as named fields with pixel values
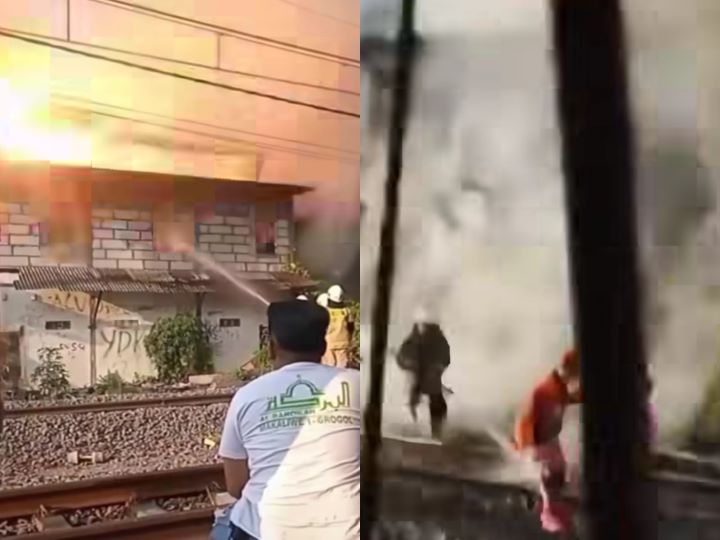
left=361, top=0, right=716, bottom=445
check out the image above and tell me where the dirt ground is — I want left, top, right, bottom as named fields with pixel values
left=379, top=470, right=720, bottom=539
left=376, top=438, right=720, bottom=539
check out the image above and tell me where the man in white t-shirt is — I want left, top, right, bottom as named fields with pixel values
left=210, top=300, right=360, bottom=540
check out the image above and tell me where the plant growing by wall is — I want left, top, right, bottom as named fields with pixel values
left=252, top=343, right=272, bottom=374
left=132, top=372, right=157, bottom=387
left=283, top=249, right=312, bottom=281
left=97, top=371, right=126, bottom=395
left=348, top=299, right=361, bottom=366
left=144, top=313, right=217, bottom=384
left=31, top=347, right=71, bottom=398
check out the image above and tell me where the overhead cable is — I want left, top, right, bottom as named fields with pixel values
left=89, top=0, right=360, bottom=67
left=0, top=30, right=360, bottom=119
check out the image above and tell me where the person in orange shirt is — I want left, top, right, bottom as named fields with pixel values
left=514, top=349, right=581, bottom=536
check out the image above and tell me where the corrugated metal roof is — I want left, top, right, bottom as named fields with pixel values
left=14, top=267, right=213, bottom=294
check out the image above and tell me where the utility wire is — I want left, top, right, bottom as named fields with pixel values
left=272, top=0, right=360, bottom=28
left=67, top=106, right=359, bottom=163
left=89, top=0, right=360, bottom=67
left=52, top=93, right=359, bottom=155
left=0, top=30, right=360, bottom=119
left=0, top=26, right=359, bottom=96
left=361, top=0, right=417, bottom=536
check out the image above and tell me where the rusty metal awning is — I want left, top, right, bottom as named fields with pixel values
left=13, top=267, right=213, bottom=294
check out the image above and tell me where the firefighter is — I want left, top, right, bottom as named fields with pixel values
left=321, top=285, right=354, bottom=368
left=514, top=349, right=581, bottom=535
left=395, top=315, right=451, bottom=439
left=316, top=292, right=329, bottom=308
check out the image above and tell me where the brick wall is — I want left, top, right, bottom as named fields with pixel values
left=195, top=205, right=292, bottom=278
left=0, top=202, right=294, bottom=276
left=91, top=207, right=193, bottom=271
left=276, top=220, right=291, bottom=254
left=0, top=203, right=44, bottom=267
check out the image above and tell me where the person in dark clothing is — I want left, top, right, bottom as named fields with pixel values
left=395, top=320, right=451, bottom=439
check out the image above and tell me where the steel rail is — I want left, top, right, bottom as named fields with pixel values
left=0, top=447, right=717, bottom=538
left=377, top=437, right=720, bottom=496
left=4, top=393, right=234, bottom=418
left=0, top=464, right=224, bottom=520
left=17, top=507, right=214, bottom=540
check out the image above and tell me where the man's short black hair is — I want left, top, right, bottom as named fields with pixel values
left=267, top=300, right=329, bottom=354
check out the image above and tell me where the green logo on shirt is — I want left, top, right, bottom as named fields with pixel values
left=267, top=376, right=351, bottom=412
left=259, top=376, right=357, bottom=431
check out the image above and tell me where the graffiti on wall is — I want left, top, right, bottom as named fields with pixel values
left=37, top=291, right=134, bottom=320
left=100, top=328, right=147, bottom=358
left=57, top=341, right=86, bottom=353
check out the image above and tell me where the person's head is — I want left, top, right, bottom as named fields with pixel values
left=413, top=306, right=432, bottom=334
left=316, top=293, right=329, bottom=308
left=558, top=349, right=580, bottom=384
left=296, top=294, right=309, bottom=301
left=267, top=300, right=330, bottom=366
left=328, top=284, right=344, bottom=304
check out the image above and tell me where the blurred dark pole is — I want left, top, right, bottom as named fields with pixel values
left=361, top=0, right=417, bottom=537
left=549, top=0, right=657, bottom=538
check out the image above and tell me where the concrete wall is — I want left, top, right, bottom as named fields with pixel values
left=0, top=0, right=360, bottom=223
left=1, top=289, right=264, bottom=387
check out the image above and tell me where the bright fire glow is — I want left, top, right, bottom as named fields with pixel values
left=0, top=79, right=91, bottom=164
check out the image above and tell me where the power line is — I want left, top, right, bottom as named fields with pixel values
left=52, top=93, right=359, bottom=155
left=0, top=30, right=360, bottom=119
left=89, top=0, right=360, bottom=67
left=50, top=97, right=358, bottom=162
left=89, top=108, right=359, bottom=163
left=272, top=0, right=360, bottom=28
left=0, top=26, right=359, bottom=96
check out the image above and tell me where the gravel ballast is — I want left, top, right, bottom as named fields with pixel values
left=1, top=403, right=228, bottom=489
left=3, top=387, right=239, bottom=411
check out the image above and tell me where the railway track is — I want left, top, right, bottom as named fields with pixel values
left=379, top=437, right=720, bottom=520
left=2, top=439, right=719, bottom=538
left=0, top=464, right=227, bottom=539
left=8, top=509, right=214, bottom=540
left=3, top=393, right=234, bottom=418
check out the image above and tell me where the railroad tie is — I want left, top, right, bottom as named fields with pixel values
left=209, top=491, right=237, bottom=509
left=131, top=500, right=167, bottom=519
left=32, top=505, right=72, bottom=532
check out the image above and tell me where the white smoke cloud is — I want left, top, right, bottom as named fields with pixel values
left=361, top=0, right=717, bottom=446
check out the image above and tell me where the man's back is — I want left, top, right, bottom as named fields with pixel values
left=220, top=362, right=360, bottom=539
